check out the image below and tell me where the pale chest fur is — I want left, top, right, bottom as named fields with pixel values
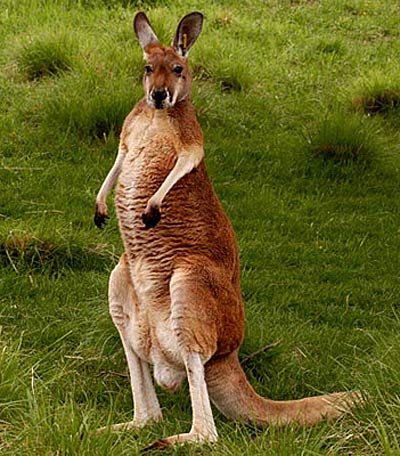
left=115, top=107, right=209, bottom=265
left=119, top=111, right=179, bottom=191
left=115, top=110, right=181, bottom=262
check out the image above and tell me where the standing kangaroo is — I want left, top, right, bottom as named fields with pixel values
left=95, top=12, right=359, bottom=449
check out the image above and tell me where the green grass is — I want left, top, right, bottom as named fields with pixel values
left=352, top=72, right=400, bottom=121
left=1, top=0, right=400, bottom=454
left=14, top=32, right=75, bottom=81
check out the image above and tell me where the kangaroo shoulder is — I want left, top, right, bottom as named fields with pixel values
left=120, top=98, right=149, bottom=141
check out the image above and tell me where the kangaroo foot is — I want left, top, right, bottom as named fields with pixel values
left=97, top=415, right=162, bottom=434
left=142, top=430, right=217, bottom=452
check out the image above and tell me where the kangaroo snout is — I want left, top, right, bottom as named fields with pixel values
left=150, top=89, right=169, bottom=109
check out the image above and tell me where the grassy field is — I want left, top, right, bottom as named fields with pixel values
left=1, top=0, right=400, bottom=454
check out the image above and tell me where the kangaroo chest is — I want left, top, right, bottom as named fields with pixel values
left=115, top=112, right=179, bottom=258
left=119, top=112, right=178, bottom=191
left=115, top=113, right=185, bottom=371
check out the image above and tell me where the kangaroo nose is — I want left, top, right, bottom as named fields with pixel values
left=152, top=89, right=167, bottom=103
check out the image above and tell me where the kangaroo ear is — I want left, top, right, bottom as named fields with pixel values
left=133, top=12, right=159, bottom=51
left=172, top=12, right=203, bottom=58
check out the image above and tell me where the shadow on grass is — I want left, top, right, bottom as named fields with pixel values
left=0, top=232, right=113, bottom=272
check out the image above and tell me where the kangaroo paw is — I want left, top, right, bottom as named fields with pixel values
left=94, top=202, right=109, bottom=229
left=142, top=205, right=161, bottom=229
left=94, top=211, right=109, bottom=229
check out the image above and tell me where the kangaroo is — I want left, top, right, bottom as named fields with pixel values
left=95, top=12, right=360, bottom=449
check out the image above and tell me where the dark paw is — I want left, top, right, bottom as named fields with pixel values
left=142, top=206, right=161, bottom=229
left=94, top=211, right=109, bottom=229
left=141, top=438, right=171, bottom=453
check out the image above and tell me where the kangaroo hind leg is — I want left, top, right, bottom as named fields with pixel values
left=145, top=352, right=218, bottom=450
left=145, top=268, right=219, bottom=449
left=98, top=254, right=162, bottom=432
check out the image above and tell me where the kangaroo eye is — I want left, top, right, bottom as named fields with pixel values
left=145, top=65, right=153, bottom=74
left=173, top=65, right=183, bottom=75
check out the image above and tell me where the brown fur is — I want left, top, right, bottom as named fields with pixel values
left=96, top=12, right=361, bottom=448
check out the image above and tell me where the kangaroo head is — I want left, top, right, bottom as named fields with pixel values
left=133, top=12, right=203, bottom=110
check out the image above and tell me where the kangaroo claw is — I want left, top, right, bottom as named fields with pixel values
left=94, top=211, right=109, bottom=229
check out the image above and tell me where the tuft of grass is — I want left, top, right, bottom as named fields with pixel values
left=352, top=77, right=400, bottom=116
left=192, top=59, right=250, bottom=92
left=192, top=38, right=253, bottom=93
left=305, top=110, right=381, bottom=166
left=316, top=39, right=346, bottom=56
left=43, top=71, right=140, bottom=140
left=15, top=33, right=74, bottom=81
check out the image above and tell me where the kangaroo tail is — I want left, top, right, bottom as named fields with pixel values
left=205, top=351, right=360, bottom=426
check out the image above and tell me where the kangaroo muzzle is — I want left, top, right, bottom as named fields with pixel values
left=150, top=88, right=170, bottom=109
